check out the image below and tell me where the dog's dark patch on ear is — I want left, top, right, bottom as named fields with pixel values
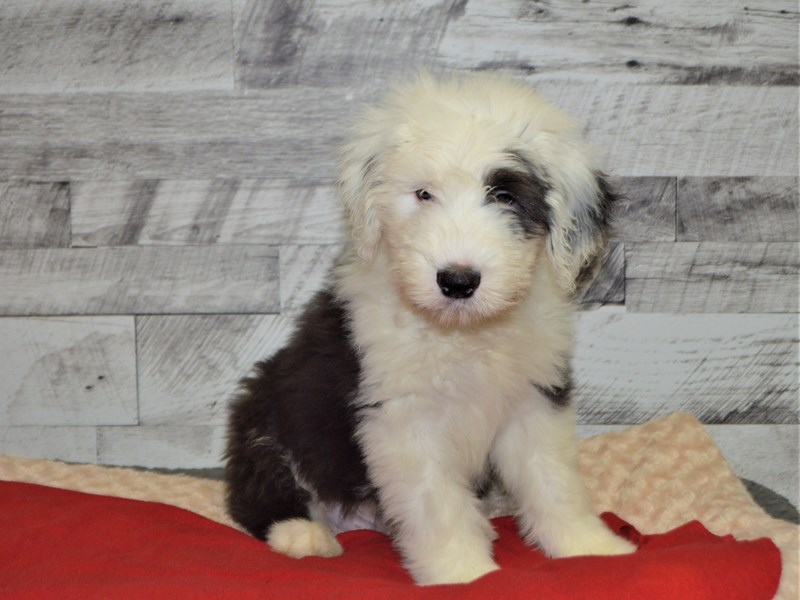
left=533, top=370, right=573, bottom=409
left=485, top=152, right=551, bottom=237
left=574, top=174, right=620, bottom=290
left=592, top=173, right=618, bottom=230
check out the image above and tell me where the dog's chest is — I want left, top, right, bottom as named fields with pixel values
left=354, top=303, right=561, bottom=411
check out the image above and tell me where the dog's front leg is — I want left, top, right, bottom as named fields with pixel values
left=358, top=402, right=500, bottom=585
left=491, top=396, right=636, bottom=558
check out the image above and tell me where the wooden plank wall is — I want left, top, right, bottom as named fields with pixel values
left=0, top=0, right=797, bottom=504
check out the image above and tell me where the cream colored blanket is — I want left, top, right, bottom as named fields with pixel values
left=1, top=413, right=796, bottom=599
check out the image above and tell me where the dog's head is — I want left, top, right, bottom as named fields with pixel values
left=339, top=73, right=616, bottom=326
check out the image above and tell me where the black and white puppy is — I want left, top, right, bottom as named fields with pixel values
left=225, top=73, right=635, bottom=585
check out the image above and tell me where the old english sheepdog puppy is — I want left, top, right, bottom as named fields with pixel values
left=225, top=73, right=636, bottom=585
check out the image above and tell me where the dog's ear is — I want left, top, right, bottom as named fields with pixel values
left=338, top=127, right=385, bottom=263
left=545, top=169, right=617, bottom=293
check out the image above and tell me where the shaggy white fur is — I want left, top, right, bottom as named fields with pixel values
left=324, top=73, right=634, bottom=584
left=227, top=72, right=635, bottom=586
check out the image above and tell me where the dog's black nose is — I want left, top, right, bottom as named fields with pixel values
left=436, top=268, right=481, bottom=299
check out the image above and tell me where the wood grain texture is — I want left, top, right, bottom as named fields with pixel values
left=678, top=177, right=799, bottom=241
left=279, top=244, right=343, bottom=311
left=535, top=83, right=798, bottom=177
left=0, top=181, right=71, bottom=248
left=626, top=242, right=799, bottom=313
left=71, top=179, right=344, bottom=246
left=0, top=84, right=795, bottom=180
left=97, top=425, right=226, bottom=468
left=579, top=424, right=799, bottom=505
left=574, top=309, right=798, bottom=425
left=0, top=0, right=796, bottom=488
left=136, top=315, right=293, bottom=425
left=0, top=427, right=97, bottom=463
left=439, top=0, right=798, bottom=84
left=711, top=424, right=799, bottom=507
left=609, top=177, right=676, bottom=242
left=0, top=90, right=348, bottom=181
left=0, top=0, right=234, bottom=93
left=234, top=0, right=463, bottom=90
left=577, top=242, right=625, bottom=308
left=0, top=317, right=137, bottom=426
left=0, top=246, right=280, bottom=315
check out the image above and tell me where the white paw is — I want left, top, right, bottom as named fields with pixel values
left=414, top=557, right=499, bottom=586
left=267, top=518, right=344, bottom=558
left=553, top=521, right=637, bottom=558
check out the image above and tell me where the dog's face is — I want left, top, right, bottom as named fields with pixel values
left=375, top=140, right=550, bottom=328
left=339, top=74, right=614, bottom=328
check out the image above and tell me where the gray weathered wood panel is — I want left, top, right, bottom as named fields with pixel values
left=0, top=182, right=71, bottom=248
left=536, top=83, right=798, bottom=178
left=0, top=85, right=796, bottom=181
left=574, top=309, right=799, bottom=425
left=678, top=177, right=799, bottom=241
left=0, top=427, right=98, bottom=463
left=280, top=244, right=343, bottom=312
left=97, top=425, right=226, bottom=468
left=609, top=177, right=676, bottom=242
left=710, top=424, right=799, bottom=507
left=626, top=242, right=799, bottom=313
left=577, top=242, right=625, bottom=307
left=0, top=0, right=234, bottom=93
left=0, top=90, right=348, bottom=181
left=234, top=0, right=462, bottom=90
left=0, top=246, right=280, bottom=315
left=71, top=179, right=344, bottom=246
left=0, top=317, right=137, bottom=426
left=136, top=314, right=293, bottom=425
left=0, top=0, right=796, bottom=489
left=439, top=1, right=798, bottom=85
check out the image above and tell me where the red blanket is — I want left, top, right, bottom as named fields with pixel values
left=0, top=481, right=780, bottom=599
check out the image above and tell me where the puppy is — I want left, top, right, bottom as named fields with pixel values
left=225, top=72, right=636, bottom=585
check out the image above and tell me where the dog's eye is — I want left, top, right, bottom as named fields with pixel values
left=415, top=189, right=434, bottom=202
left=490, top=190, right=516, bottom=204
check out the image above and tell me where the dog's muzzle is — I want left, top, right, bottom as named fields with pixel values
left=436, top=268, right=481, bottom=299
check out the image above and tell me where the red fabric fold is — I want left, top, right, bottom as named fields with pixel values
left=0, top=481, right=780, bottom=599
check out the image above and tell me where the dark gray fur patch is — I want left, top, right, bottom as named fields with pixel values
left=484, top=153, right=551, bottom=237
left=533, top=372, right=573, bottom=409
left=224, top=289, right=374, bottom=540
left=573, top=173, right=619, bottom=293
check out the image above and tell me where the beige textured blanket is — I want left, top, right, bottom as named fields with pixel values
left=1, top=413, right=796, bottom=599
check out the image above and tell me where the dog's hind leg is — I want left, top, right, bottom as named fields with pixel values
left=225, top=413, right=344, bottom=557
left=225, top=376, right=343, bottom=557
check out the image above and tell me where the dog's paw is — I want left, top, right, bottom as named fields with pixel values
left=267, top=518, right=343, bottom=558
left=553, top=521, right=637, bottom=558
left=414, top=557, right=500, bottom=586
